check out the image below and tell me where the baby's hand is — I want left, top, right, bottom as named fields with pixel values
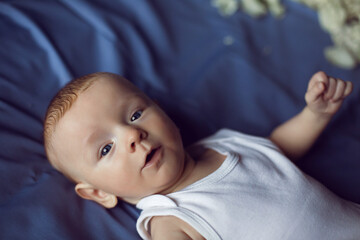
left=305, top=71, right=353, bottom=118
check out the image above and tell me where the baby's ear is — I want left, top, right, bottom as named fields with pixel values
left=75, top=183, right=118, bottom=208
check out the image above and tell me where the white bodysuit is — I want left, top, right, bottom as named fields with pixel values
left=136, top=129, right=360, bottom=240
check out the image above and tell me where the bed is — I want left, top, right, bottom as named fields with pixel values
left=1, top=0, right=359, bottom=239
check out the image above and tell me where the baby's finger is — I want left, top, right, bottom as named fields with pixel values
left=331, top=79, right=346, bottom=102
left=308, top=71, right=328, bottom=91
left=324, top=77, right=336, bottom=100
left=344, top=81, right=353, bottom=97
left=305, top=81, right=325, bottom=103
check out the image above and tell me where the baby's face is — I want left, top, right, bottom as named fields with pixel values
left=52, top=76, right=185, bottom=203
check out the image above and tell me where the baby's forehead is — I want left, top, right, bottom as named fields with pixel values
left=77, top=75, right=146, bottom=105
left=77, top=76, right=147, bottom=112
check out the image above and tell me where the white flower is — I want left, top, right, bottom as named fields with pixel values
left=211, top=0, right=360, bottom=69
left=211, top=0, right=240, bottom=16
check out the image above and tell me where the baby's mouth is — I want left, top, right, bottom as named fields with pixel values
left=146, top=149, right=156, bottom=163
left=143, top=146, right=161, bottom=168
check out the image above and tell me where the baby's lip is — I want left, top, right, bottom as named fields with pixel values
left=142, top=146, right=162, bottom=169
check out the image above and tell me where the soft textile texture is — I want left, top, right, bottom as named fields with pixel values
left=0, top=0, right=359, bottom=239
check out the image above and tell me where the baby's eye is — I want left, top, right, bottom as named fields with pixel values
left=101, top=143, right=113, bottom=157
left=131, top=110, right=142, bottom=122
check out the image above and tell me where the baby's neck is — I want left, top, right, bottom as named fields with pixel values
left=159, top=148, right=226, bottom=195
left=159, top=151, right=197, bottom=195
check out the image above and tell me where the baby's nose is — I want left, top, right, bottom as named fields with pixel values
left=126, top=127, right=147, bottom=153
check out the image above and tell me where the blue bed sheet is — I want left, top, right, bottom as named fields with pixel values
left=1, top=0, right=359, bottom=239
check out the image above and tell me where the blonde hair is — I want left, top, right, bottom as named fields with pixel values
left=43, top=72, right=117, bottom=180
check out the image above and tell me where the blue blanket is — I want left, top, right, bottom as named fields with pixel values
left=1, top=0, right=359, bottom=239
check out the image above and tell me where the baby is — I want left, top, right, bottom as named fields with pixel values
left=44, top=72, right=360, bottom=239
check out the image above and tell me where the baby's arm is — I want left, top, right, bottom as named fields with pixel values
left=149, top=215, right=205, bottom=240
left=270, top=71, right=353, bottom=160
